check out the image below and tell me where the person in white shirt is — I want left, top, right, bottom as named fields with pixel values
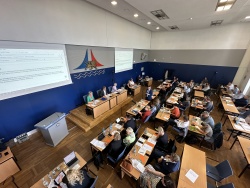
left=174, top=115, right=189, bottom=129
left=227, top=82, right=234, bottom=91
left=232, top=90, right=244, bottom=99
left=233, top=85, right=239, bottom=94
left=183, top=83, right=190, bottom=94
left=111, top=83, right=118, bottom=93
left=202, top=83, right=210, bottom=91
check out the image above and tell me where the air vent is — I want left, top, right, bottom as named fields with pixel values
left=169, top=25, right=179, bottom=30
left=210, top=20, right=223, bottom=26
left=151, top=9, right=169, bottom=20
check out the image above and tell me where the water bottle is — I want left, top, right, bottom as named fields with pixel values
left=102, top=128, right=105, bottom=135
left=109, top=123, right=112, bottom=133
left=144, top=128, right=148, bottom=135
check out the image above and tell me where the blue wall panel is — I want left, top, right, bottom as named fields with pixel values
left=0, top=62, right=148, bottom=141
left=147, top=62, right=238, bottom=88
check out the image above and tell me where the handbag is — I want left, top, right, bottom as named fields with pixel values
left=122, top=159, right=133, bottom=172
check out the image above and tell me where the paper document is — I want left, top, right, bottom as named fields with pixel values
left=90, top=139, right=106, bottom=149
left=138, top=137, right=146, bottom=143
left=234, top=124, right=244, bottom=131
left=142, top=144, right=153, bottom=152
left=136, top=141, right=143, bottom=148
left=185, top=169, right=199, bottom=183
left=136, top=162, right=145, bottom=173
left=147, top=138, right=156, bottom=145
left=145, top=132, right=152, bottom=137
left=72, top=164, right=81, bottom=170
left=115, top=124, right=122, bottom=129
left=138, top=147, right=146, bottom=156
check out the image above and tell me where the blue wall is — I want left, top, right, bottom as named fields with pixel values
left=0, top=61, right=237, bottom=141
left=147, top=62, right=238, bottom=88
left=0, top=62, right=149, bottom=141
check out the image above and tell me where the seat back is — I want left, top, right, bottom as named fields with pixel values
left=83, top=95, right=88, bottom=104
left=143, top=113, right=152, bottom=123
left=89, top=176, right=98, bottom=188
left=108, top=86, right=112, bottom=93
left=213, top=122, right=222, bottom=134
left=96, top=89, right=101, bottom=97
left=116, top=146, right=127, bottom=162
left=218, top=183, right=235, bottom=188
left=215, top=160, right=233, bottom=180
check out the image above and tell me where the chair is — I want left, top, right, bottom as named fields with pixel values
left=142, top=113, right=152, bottom=124
left=207, top=182, right=235, bottom=188
left=200, top=122, right=223, bottom=150
left=172, top=126, right=188, bottom=143
left=108, top=86, right=112, bottom=93
left=80, top=167, right=98, bottom=188
left=83, top=95, right=88, bottom=104
left=206, top=160, right=233, bottom=182
left=96, top=89, right=101, bottom=97
left=107, top=146, right=127, bottom=168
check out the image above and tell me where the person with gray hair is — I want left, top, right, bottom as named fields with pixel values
left=123, top=127, right=135, bottom=146
left=108, top=132, right=123, bottom=159
left=200, top=111, right=215, bottom=129
left=196, top=122, right=213, bottom=140
left=111, top=83, right=118, bottom=93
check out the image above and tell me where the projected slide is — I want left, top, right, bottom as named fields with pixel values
left=0, top=42, right=72, bottom=100
left=115, top=48, right=133, bottom=73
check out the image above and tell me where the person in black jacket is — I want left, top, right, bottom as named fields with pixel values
left=156, top=126, right=168, bottom=150
left=108, top=132, right=123, bottom=159
left=99, top=86, right=108, bottom=97
left=123, top=115, right=137, bottom=132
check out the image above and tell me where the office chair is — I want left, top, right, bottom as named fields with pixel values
left=96, top=89, right=101, bottom=98
left=206, top=160, right=233, bottom=183
left=83, top=95, right=88, bottom=104
left=207, top=182, right=235, bottom=188
left=107, top=146, right=127, bottom=168
left=108, top=86, right=112, bottom=93
left=80, top=167, right=98, bottom=188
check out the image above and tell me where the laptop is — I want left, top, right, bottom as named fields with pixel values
left=64, top=151, right=79, bottom=169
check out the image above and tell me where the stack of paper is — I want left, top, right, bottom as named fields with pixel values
left=185, top=169, right=199, bottom=183
left=138, top=137, right=146, bottom=143
left=147, top=138, right=156, bottom=145
left=115, top=124, right=122, bottom=129
left=142, top=144, right=153, bottom=152
left=241, top=123, right=250, bottom=131
left=90, top=139, right=106, bottom=149
left=136, top=141, right=143, bottom=148
left=138, top=147, right=146, bottom=156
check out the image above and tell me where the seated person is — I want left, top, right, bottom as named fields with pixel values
left=127, top=78, right=135, bottom=94
left=150, top=103, right=157, bottom=116
left=177, top=100, right=190, bottom=111
left=138, top=105, right=152, bottom=122
left=145, top=86, right=153, bottom=101
left=233, top=85, right=239, bottom=94
left=196, top=122, right=213, bottom=140
left=201, top=77, right=208, bottom=85
left=140, top=164, right=176, bottom=188
left=49, top=169, right=85, bottom=188
left=203, top=97, right=213, bottom=112
left=138, top=75, right=144, bottom=85
left=100, top=86, right=107, bottom=97
left=154, top=153, right=180, bottom=175
left=238, top=104, right=250, bottom=119
left=86, top=91, right=95, bottom=104
left=202, top=83, right=210, bottom=92
left=189, top=80, right=195, bottom=88
left=227, top=82, right=234, bottom=91
left=183, top=83, right=190, bottom=94
left=170, top=105, right=180, bottom=119
left=155, top=126, right=168, bottom=150
left=111, top=83, right=118, bottom=93
left=108, top=132, right=123, bottom=159
left=234, top=95, right=249, bottom=107
left=153, top=98, right=161, bottom=111
left=173, top=115, right=189, bottom=131
left=123, top=127, right=136, bottom=146
left=200, top=111, right=215, bottom=129
left=232, top=90, right=244, bottom=99
left=122, top=115, right=137, bottom=132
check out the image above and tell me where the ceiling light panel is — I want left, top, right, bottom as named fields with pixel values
left=151, top=9, right=169, bottom=20
left=215, top=0, right=236, bottom=11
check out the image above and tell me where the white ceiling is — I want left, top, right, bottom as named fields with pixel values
left=85, top=0, right=250, bottom=31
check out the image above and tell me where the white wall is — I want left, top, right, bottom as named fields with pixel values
left=0, top=0, right=151, bottom=49
left=151, top=23, right=250, bottom=50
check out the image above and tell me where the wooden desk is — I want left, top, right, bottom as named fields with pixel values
left=145, top=78, right=153, bottom=86
left=31, top=152, right=86, bottom=188
left=193, top=85, right=203, bottom=91
left=120, top=128, right=157, bottom=180
left=194, top=90, right=204, bottom=98
left=157, top=83, right=171, bottom=89
left=227, top=116, right=250, bottom=146
left=116, top=89, right=127, bottom=104
left=131, top=85, right=141, bottom=96
left=152, top=90, right=159, bottom=100
left=190, top=99, right=204, bottom=110
left=126, top=99, right=150, bottom=116
left=220, top=96, right=239, bottom=120
left=90, top=122, right=124, bottom=153
left=0, top=147, right=20, bottom=183
left=166, top=95, right=179, bottom=104
left=178, top=144, right=206, bottom=188
left=155, top=108, right=171, bottom=122
left=237, top=136, right=250, bottom=177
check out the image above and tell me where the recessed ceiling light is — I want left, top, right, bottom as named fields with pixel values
left=219, top=0, right=227, bottom=3
left=147, top=22, right=151, bottom=25
left=190, top=17, right=193, bottom=20
left=156, top=27, right=160, bottom=30
left=134, top=14, right=139, bottom=17
left=111, top=1, right=117, bottom=5
left=245, top=16, right=250, bottom=19
left=216, top=6, right=224, bottom=11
